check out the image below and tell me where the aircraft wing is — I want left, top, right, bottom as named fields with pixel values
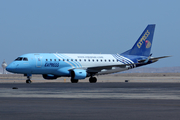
left=68, top=63, right=135, bottom=73
left=138, top=56, right=171, bottom=63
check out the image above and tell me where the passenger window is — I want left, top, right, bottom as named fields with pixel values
left=67, top=59, right=69, bottom=61
left=88, top=59, right=90, bottom=62
left=92, top=59, right=94, bottom=62
left=23, top=58, right=28, bottom=61
left=97, top=59, right=98, bottom=62
left=50, top=59, right=52, bottom=61
left=79, top=59, right=81, bottom=62
left=101, top=60, right=102, bottom=62
left=117, top=60, right=118, bottom=62
left=109, top=60, right=111, bottom=62
left=46, top=59, right=48, bottom=61
left=105, top=60, right=106, bottom=62
left=75, top=59, right=77, bottom=61
left=71, top=59, right=73, bottom=61
left=54, top=59, right=56, bottom=61
left=63, top=59, right=65, bottom=61
left=84, top=59, right=86, bottom=62
left=59, top=59, right=61, bottom=61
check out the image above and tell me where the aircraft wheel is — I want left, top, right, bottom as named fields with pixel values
left=71, top=79, right=78, bottom=83
left=89, top=77, right=97, bottom=83
left=26, top=80, right=32, bottom=84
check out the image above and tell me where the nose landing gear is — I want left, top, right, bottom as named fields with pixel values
left=26, top=79, right=32, bottom=84
left=25, top=74, right=32, bottom=84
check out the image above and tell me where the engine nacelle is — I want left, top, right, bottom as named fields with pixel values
left=42, top=74, right=59, bottom=80
left=70, top=69, right=87, bottom=79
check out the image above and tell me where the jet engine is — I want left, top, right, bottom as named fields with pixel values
left=70, top=69, right=87, bottom=79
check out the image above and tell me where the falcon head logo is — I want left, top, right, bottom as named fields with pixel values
left=145, top=40, right=151, bottom=48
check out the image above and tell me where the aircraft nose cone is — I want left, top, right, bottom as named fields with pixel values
left=6, top=63, right=16, bottom=72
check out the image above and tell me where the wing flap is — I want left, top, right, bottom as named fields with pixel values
left=86, top=63, right=134, bottom=73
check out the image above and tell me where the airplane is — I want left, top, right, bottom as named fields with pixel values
left=6, top=24, right=170, bottom=83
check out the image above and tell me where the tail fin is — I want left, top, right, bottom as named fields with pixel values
left=121, top=24, right=155, bottom=56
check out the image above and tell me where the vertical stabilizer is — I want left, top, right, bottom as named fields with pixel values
left=121, top=24, right=155, bottom=56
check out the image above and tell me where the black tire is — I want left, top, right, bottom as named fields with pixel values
left=26, top=80, right=32, bottom=84
left=71, top=79, right=78, bottom=83
left=89, top=77, right=97, bottom=83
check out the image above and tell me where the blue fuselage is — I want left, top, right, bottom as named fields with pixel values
left=6, top=53, right=152, bottom=78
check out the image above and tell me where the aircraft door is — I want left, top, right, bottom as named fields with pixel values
left=35, top=54, right=42, bottom=67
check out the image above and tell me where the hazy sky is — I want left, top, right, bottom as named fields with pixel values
left=0, top=0, right=179, bottom=67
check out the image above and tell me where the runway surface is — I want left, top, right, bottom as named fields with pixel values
left=1, top=82, right=180, bottom=120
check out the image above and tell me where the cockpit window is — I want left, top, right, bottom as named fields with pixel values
left=15, top=57, right=28, bottom=61
left=23, top=57, right=28, bottom=61
left=15, top=57, right=23, bottom=61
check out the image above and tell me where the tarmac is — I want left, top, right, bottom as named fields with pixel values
left=0, top=74, right=180, bottom=120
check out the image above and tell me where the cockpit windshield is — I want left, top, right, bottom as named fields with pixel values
left=15, top=57, right=28, bottom=61
left=23, top=57, right=28, bottom=61
left=15, top=57, right=23, bottom=61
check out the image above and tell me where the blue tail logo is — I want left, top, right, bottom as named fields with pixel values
left=137, top=30, right=150, bottom=48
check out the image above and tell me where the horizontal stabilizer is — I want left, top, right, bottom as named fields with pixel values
left=138, top=56, right=171, bottom=63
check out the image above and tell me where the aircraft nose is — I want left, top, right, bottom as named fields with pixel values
left=6, top=63, right=16, bottom=72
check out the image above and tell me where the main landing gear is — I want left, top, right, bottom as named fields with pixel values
left=70, top=77, right=97, bottom=83
left=89, top=77, right=97, bottom=83
left=71, top=79, right=79, bottom=83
